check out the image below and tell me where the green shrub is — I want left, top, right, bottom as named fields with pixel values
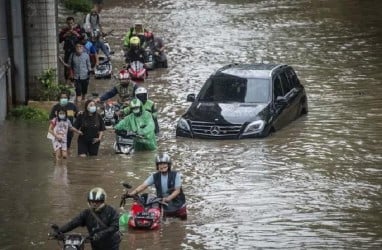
left=64, top=0, right=92, bottom=13
left=8, top=106, right=49, bottom=121
left=37, top=68, right=73, bottom=101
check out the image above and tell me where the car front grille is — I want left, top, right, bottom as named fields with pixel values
left=190, top=121, right=242, bottom=137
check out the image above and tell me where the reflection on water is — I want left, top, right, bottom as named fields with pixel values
left=1, top=0, right=382, bottom=249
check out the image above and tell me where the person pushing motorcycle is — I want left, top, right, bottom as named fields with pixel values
left=114, top=98, right=157, bottom=151
left=50, top=187, right=121, bottom=250
left=94, top=73, right=137, bottom=110
left=127, top=153, right=187, bottom=219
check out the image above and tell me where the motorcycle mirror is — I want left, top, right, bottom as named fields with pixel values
left=122, top=182, right=132, bottom=189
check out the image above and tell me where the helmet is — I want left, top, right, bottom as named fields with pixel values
left=88, top=187, right=106, bottom=202
left=119, top=69, right=130, bottom=83
left=135, top=87, right=148, bottom=103
left=130, top=36, right=140, bottom=46
left=130, top=98, right=142, bottom=116
left=88, top=187, right=106, bottom=211
left=155, top=152, right=172, bottom=171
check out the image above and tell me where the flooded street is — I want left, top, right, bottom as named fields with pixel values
left=1, top=0, right=382, bottom=249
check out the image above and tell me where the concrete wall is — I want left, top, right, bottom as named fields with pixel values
left=25, top=0, right=58, bottom=98
left=0, top=0, right=59, bottom=121
left=0, top=0, right=10, bottom=122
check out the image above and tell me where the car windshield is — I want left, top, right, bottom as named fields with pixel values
left=198, top=75, right=270, bottom=103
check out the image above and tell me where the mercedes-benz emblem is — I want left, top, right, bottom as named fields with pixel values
left=210, top=126, right=220, bottom=135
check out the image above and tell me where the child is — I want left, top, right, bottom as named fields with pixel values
left=48, top=107, right=82, bottom=160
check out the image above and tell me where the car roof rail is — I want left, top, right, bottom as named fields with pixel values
left=269, top=64, right=286, bottom=77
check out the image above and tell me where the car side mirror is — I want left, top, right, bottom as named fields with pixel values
left=276, top=96, right=287, bottom=103
left=186, top=94, right=195, bottom=102
left=275, top=96, right=287, bottom=108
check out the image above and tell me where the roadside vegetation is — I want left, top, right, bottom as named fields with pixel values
left=9, top=68, right=72, bottom=121
left=7, top=106, right=48, bottom=121
left=36, top=68, right=73, bottom=101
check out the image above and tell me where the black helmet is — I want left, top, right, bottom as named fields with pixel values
left=155, top=153, right=172, bottom=170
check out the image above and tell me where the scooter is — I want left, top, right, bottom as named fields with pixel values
left=113, top=130, right=138, bottom=154
left=127, top=60, right=147, bottom=82
left=94, top=31, right=114, bottom=79
left=119, top=182, right=166, bottom=230
left=100, top=100, right=120, bottom=128
left=49, top=224, right=89, bottom=250
left=94, top=57, right=112, bottom=79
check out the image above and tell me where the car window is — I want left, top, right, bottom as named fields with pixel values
left=273, top=76, right=284, bottom=98
left=285, top=68, right=300, bottom=88
left=279, top=72, right=292, bottom=94
left=198, top=75, right=270, bottom=103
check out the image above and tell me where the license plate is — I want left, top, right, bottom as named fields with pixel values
left=118, top=138, right=133, bottom=144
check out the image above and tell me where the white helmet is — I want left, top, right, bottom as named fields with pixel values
left=135, top=87, right=148, bottom=103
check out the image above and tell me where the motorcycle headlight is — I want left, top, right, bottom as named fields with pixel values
left=177, top=118, right=190, bottom=131
left=243, top=120, right=265, bottom=135
left=121, top=147, right=129, bottom=154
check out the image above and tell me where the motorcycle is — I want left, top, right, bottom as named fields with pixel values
left=94, top=56, right=112, bottom=79
left=99, top=100, right=120, bottom=128
left=113, top=130, right=139, bottom=154
left=127, top=60, right=147, bottom=82
left=94, top=31, right=114, bottom=79
left=49, top=224, right=89, bottom=250
left=119, top=182, right=167, bottom=230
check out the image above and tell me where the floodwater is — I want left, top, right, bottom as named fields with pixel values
left=1, top=0, right=382, bottom=249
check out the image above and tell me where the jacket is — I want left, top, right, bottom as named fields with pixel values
left=153, top=171, right=186, bottom=208
left=58, top=205, right=120, bottom=250
left=114, top=110, right=157, bottom=150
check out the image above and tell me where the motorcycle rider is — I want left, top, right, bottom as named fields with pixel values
left=123, top=87, right=159, bottom=134
left=123, top=23, right=147, bottom=49
left=127, top=153, right=187, bottom=219
left=90, top=29, right=111, bottom=61
left=114, top=98, right=157, bottom=151
left=51, top=187, right=121, bottom=250
left=124, top=36, right=147, bottom=64
left=143, top=31, right=168, bottom=68
left=94, top=73, right=137, bottom=106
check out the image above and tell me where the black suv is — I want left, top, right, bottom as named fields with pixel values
left=176, top=63, right=308, bottom=139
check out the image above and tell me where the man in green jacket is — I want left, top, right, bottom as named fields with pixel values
left=114, top=98, right=157, bottom=151
left=123, top=87, right=159, bottom=133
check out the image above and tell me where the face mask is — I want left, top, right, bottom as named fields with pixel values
left=88, top=106, right=97, bottom=113
left=132, top=108, right=140, bottom=114
left=60, top=98, right=68, bottom=106
left=58, top=114, right=66, bottom=120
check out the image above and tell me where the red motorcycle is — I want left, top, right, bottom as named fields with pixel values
left=119, top=182, right=166, bottom=230
left=127, top=61, right=147, bottom=82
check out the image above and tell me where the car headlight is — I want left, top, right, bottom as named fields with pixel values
left=243, top=120, right=265, bottom=135
left=177, top=118, right=190, bottom=131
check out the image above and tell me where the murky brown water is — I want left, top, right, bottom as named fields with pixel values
left=1, top=0, right=382, bottom=249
